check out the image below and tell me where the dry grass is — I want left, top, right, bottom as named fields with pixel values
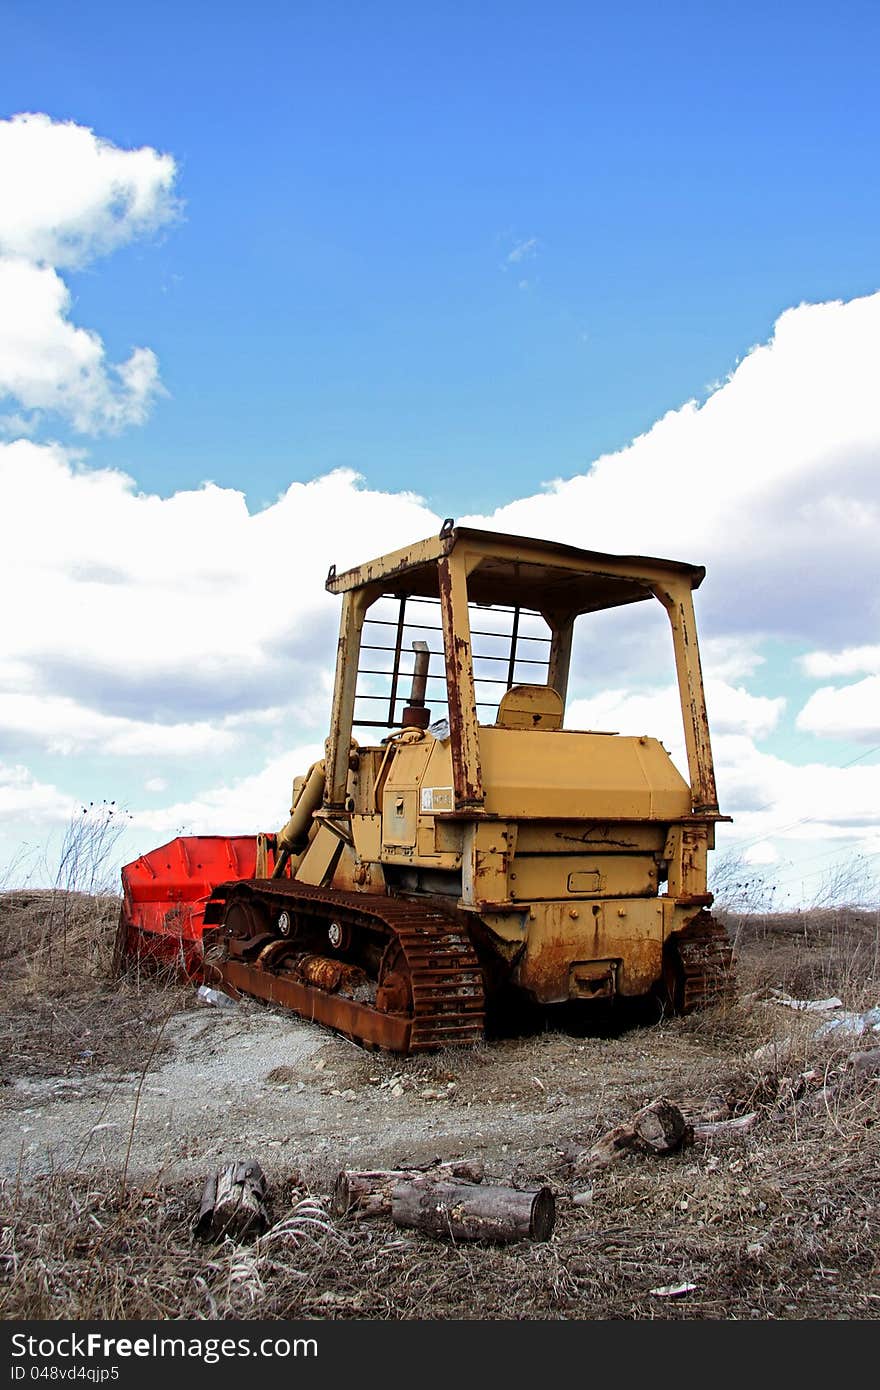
left=1, top=894, right=879, bottom=1320
left=3, top=1077, right=878, bottom=1320
left=0, top=889, right=186, bottom=1083
left=727, top=906, right=880, bottom=1009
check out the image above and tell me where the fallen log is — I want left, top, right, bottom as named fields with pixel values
left=334, top=1160, right=483, bottom=1217
left=195, top=1159, right=270, bottom=1242
left=575, top=1097, right=691, bottom=1171
left=391, top=1180, right=555, bottom=1244
left=692, top=1112, right=757, bottom=1140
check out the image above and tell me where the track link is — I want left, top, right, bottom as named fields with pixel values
left=203, top=880, right=486, bottom=1052
left=666, top=910, right=735, bottom=1012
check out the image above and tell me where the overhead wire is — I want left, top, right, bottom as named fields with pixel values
left=717, top=739, right=880, bottom=856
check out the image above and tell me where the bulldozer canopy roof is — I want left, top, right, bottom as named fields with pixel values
left=326, top=525, right=705, bottom=616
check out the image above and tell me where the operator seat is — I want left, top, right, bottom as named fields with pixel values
left=495, top=684, right=564, bottom=730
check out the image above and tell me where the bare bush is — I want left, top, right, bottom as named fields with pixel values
left=1, top=802, right=129, bottom=988
left=709, top=851, right=777, bottom=916
left=808, top=854, right=880, bottom=911
left=0, top=806, right=185, bottom=1086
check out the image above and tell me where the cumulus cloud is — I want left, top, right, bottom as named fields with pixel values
left=465, top=291, right=880, bottom=646
left=800, top=645, right=880, bottom=678
left=0, top=113, right=176, bottom=434
left=567, top=680, right=784, bottom=776
left=0, top=444, right=436, bottom=735
left=0, top=260, right=162, bottom=431
left=743, top=841, right=780, bottom=866
left=0, top=113, right=177, bottom=269
left=3, top=261, right=880, bottom=888
left=796, top=677, right=880, bottom=741
left=700, top=636, right=767, bottom=683
left=712, top=734, right=880, bottom=848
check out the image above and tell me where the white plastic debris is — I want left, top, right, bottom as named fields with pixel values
left=814, top=1005, right=880, bottom=1039
left=196, top=984, right=236, bottom=1009
left=650, top=1282, right=697, bottom=1298
left=771, top=992, right=843, bottom=1013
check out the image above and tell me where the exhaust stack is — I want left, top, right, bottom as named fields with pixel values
left=402, top=640, right=431, bottom=729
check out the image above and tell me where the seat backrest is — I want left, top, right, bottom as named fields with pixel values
left=495, top=684, right=564, bottom=730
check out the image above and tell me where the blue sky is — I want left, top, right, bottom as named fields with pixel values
left=1, top=1, right=879, bottom=905
left=4, top=1, right=880, bottom=513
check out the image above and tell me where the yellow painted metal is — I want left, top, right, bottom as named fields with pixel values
left=276, top=760, right=325, bottom=855
left=514, top=822, right=667, bottom=854
left=496, top=683, right=564, bottom=729
left=514, top=897, right=666, bottom=1001
left=296, top=822, right=343, bottom=886
left=437, top=549, right=484, bottom=808
left=325, top=585, right=380, bottom=809
left=267, top=523, right=730, bottom=1013
left=509, top=853, right=658, bottom=901
left=326, top=526, right=705, bottom=604
left=350, top=812, right=382, bottom=862
left=650, top=575, right=719, bottom=814
left=478, top=728, right=691, bottom=820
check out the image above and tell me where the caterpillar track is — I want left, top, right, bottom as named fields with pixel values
left=664, top=911, right=735, bottom=1014
left=118, top=525, right=737, bottom=1056
left=202, top=880, right=487, bottom=1053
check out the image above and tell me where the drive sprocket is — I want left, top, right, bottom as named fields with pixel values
left=662, top=910, right=735, bottom=1014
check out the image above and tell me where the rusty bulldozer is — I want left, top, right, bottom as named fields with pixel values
left=117, top=522, right=734, bottom=1051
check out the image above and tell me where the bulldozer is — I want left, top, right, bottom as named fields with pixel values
left=117, top=521, right=734, bottom=1051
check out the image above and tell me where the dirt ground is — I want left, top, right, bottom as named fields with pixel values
left=1, top=892, right=879, bottom=1320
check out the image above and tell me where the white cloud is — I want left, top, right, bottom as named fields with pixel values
left=743, top=841, right=780, bottom=866
left=466, top=291, right=880, bottom=647
left=0, top=444, right=437, bottom=732
left=800, top=645, right=880, bottom=678
left=566, top=680, right=784, bottom=765
left=700, top=636, right=767, bottom=683
left=796, top=676, right=880, bottom=741
left=0, top=691, right=238, bottom=758
left=712, top=733, right=880, bottom=843
left=0, top=113, right=178, bottom=269
left=0, top=760, right=78, bottom=827
left=506, top=236, right=539, bottom=265
left=132, top=741, right=325, bottom=839
left=0, top=113, right=176, bottom=434
left=707, top=682, right=786, bottom=739
left=0, top=260, right=162, bottom=431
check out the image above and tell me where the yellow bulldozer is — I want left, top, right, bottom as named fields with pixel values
left=118, top=521, right=734, bottom=1050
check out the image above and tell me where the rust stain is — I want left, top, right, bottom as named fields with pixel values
left=376, top=970, right=410, bottom=1014
left=288, top=952, right=369, bottom=998
left=514, top=905, right=663, bottom=1001
left=222, top=958, right=412, bottom=1051
left=437, top=557, right=484, bottom=806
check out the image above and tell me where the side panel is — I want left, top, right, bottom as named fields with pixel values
left=509, top=853, right=658, bottom=901
left=479, top=727, right=692, bottom=820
